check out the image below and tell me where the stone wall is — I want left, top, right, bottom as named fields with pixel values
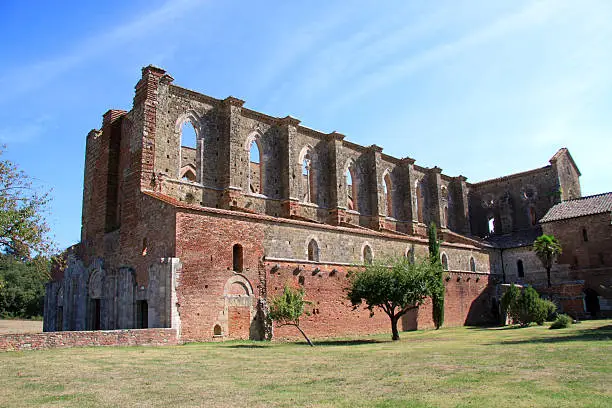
left=0, top=328, right=178, bottom=352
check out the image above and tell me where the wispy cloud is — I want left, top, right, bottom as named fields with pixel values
left=0, top=0, right=207, bottom=104
left=323, top=0, right=567, bottom=111
left=0, top=115, right=54, bottom=144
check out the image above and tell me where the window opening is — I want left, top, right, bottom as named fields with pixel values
left=346, top=166, right=357, bottom=211
left=383, top=173, right=392, bottom=217
left=470, top=257, right=476, bottom=272
left=307, top=239, right=320, bottom=262
left=488, top=217, right=495, bottom=234
left=233, top=244, right=243, bottom=272
left=363, top=245, right=373, bottom=264
left=249, top=140, right=262, bottom=194
left=441, top=253, right=449, bottom=271
left=517, top=260, right=524, bottom=278
left=583, top=228, right=588, bottom=242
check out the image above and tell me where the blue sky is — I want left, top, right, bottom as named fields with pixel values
left=1, top=0, right=610, bottom=250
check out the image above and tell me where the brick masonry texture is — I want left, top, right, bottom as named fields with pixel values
left=0, top=329, right=178, bottom=352
left=38, top=64, right=608, bottom=349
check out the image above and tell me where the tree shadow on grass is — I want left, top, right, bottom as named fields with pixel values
left=225, top=344, right=270, bottom=349
left=308, top=339, right=386, bottom=347
left=491, top=325, right=612, bottom=345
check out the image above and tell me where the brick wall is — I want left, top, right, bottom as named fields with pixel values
left=0, top=328, right=178, bottom=352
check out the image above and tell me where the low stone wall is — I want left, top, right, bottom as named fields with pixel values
left=0, top=328, right=178, bottom=352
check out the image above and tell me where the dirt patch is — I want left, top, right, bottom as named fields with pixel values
left=0, top=320, right=43, bottom=334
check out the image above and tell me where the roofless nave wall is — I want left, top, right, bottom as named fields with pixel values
left=42, top=65, right=581, bottom=341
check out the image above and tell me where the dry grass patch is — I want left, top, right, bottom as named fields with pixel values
left=0, top=319, right=42, bottom=334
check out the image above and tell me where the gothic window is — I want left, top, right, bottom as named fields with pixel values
left=488, top=216, right=495, bottom=234
left=180, top=121, right=198, bottom=180
left=307, top=239, right=320, bottom=262
left=363, top=245, right=373, bottom=264
left=441, top=253, right=449, bottom=271
left=181, top=168, right=196, bottom=182
left=232, top=244, right=243, bottom=272
left=301, top=149, right=316, bottom=204
left=470, top=257, right=476, bottom=272
left=415, top=180, right=424, bottom=223
left=383, top=172, right=392, bottom=217
left=248, top=139, right=262, bottom=194
left=346, top=164, right=358, bottom=211
left=517, top=260, right=524, bottom=278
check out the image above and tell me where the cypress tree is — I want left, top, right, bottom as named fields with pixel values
left=428, top=222, right=444, bottom=329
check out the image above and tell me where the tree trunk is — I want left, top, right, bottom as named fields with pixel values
left=294, top=324, right=314, bottom=347
left=547, top=267, right=551, bottom=288
left=390, top=315, right=400, bottom=341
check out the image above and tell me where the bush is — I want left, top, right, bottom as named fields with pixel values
left=501, top=285, right=557, bottom=327
left=550, top=314, right=573, bottom=329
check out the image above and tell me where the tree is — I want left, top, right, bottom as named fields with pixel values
left=501, top=284, right=556, bottom=327
left=428, top=222, right=445, bottom=329
left=0, top=255, right=49, bottom=318
left=269, top=285, right=314, bottom=347
left=533, top=234, right=562, bottom=288
left=347, top=257, right=438, bottom=341
left=0, top=147, right=53, bottom=259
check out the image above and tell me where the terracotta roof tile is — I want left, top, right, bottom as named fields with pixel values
left=540, top=192, right=612, bottom=223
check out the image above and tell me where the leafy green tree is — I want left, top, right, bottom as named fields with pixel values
left=428, top=222, right=444, bottom=329
left=347, top=257, right=438, bottom=341
left=501, top=284, right=556, bottom=327
left=0, top=147, right=54, bottom=259
left=0, top=255, right=49, bottom=318
left=533, top=234, right=562, bottom=288
left=269, top=285, right=313, bottom=346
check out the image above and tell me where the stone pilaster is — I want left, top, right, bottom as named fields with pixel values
left=278, top=116, right=301, bottom=218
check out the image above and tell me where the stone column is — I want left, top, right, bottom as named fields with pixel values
left=452, top=175, right=470, bottom=234
left=278, top=116, right=301, bottom=218
left=327, top=131, right=346, bottom=225
left=427, top=166, right=443, bottom=228
left=368, top=145, right=385, bottom=230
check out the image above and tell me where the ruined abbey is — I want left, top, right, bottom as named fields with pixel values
left=43, top=65, right=609, bottom=342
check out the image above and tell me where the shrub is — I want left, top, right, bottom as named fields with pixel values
left=501, top=285, right=557, bottom=327
left=550, top=314, right=573, bottom=329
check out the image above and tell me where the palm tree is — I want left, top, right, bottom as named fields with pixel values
left=533, top=234, right=562, bottom=288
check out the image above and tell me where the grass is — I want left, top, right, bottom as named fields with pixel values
left=0, top=320, right=611, bottom=407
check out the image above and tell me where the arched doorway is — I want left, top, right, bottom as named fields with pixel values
left=222, top=275, right=257, bottom=340
left=584, top=288, right=600, bottom=317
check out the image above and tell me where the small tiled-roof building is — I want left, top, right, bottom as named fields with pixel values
left=540, top=192, right=612, bottom=316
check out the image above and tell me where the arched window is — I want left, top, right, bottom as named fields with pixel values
left=583, top=228, right=588, bottom=242
left=517, top=260, right=524, bottom=278
left=181, top=121, right=197, bottom=148
left=346, top=164, right=358, bottom=211
left=248, top=139, right=262, bottom=194
left=470, top=257, right=476, bottom=272
left=180, top=121, right=197, bottom=180
left=487, top=216, right=495, bottom=234
left=301, top=149, right=316, bottom=204
left=363, top=245, right=373, bottom=264
left=415, top=181, right=424, bottom=223
left=232, top=244, right=243, bottom=272
left=213, top=324, right=222, bottom=336
left=383, top=172, right=392, bottom=217
left=441, top=253, right=449, bottom=271
left=307, top=239, right=319, bottom=262
left=181, top=168, right=196, bottom=182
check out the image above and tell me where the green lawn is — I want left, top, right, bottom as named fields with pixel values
left=1, top=320, right=611, bottom=408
